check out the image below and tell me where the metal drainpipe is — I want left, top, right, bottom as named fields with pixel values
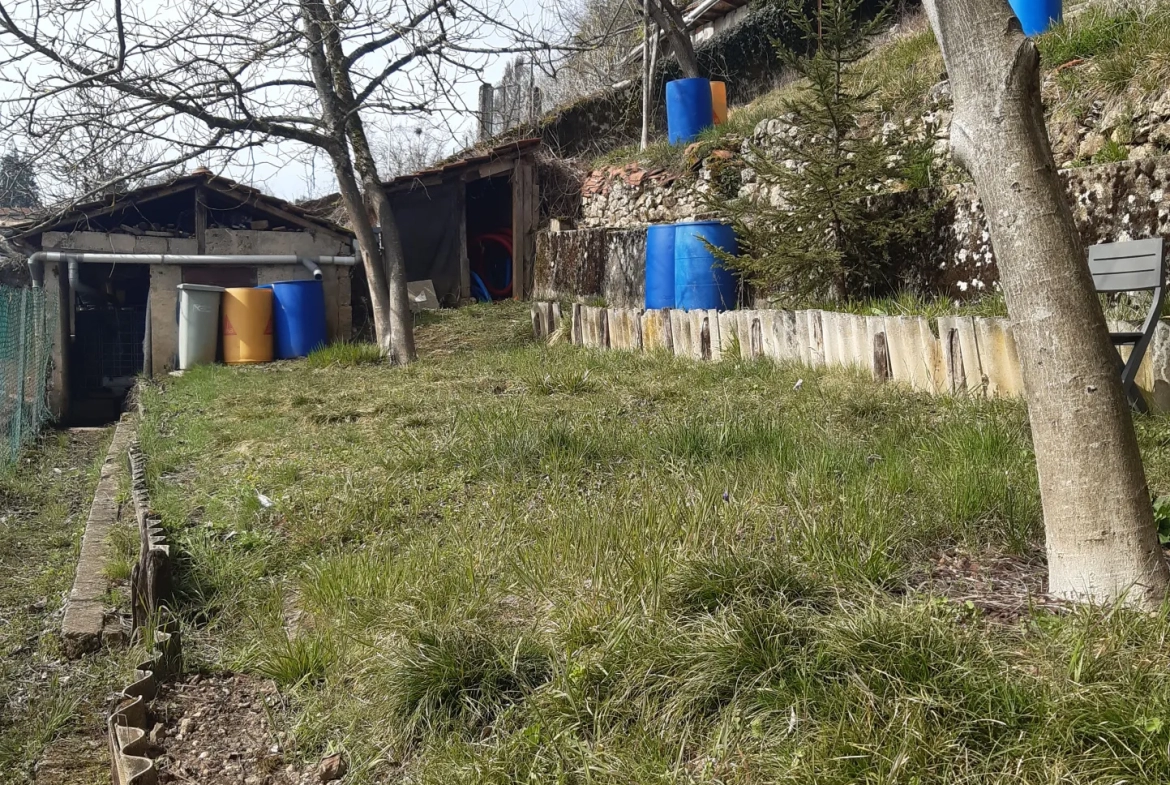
left=67, top=261, right=106, bottom=302
left=28, top=252, right=356, bottom=288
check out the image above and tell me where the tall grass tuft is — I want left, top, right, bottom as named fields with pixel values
left=307, top=341, right=384, bottom=368
left=382, top=623, right=553, bottom=734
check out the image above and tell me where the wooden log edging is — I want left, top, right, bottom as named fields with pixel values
left=108, top=440, right=181, bottom=785
left=533, top=301, right=1170, bottom=412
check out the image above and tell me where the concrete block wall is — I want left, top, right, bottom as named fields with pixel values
left=548, top=302, right=1170, bottom=413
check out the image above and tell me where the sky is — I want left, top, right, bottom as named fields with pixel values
left=220, top=0, right=557, bottom=204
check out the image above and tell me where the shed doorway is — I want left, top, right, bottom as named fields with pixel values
left=466, top=176, right=514, bottom=302
left=68, top=263, right=151, bottom=424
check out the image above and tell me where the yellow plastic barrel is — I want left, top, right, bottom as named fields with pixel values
left=222, top=287, right=274, bottom=364
left=711, top=81, right=728, bottom=126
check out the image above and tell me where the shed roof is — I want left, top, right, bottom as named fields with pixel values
left=385, top=138, right=541, bottom=193
left=299, top=138, right=542, bottom=223
left=6, top=170, right=353, bottom=243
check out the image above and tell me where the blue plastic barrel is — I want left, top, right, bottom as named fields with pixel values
left=1008, top=0, right=1061, bottom=36
left=666, top=78, right=714, bottom=146
left=674, top=221, right=738, bottom=311
left=269, top=279, right=327, bottom=359
left=645, top=224, right=676, bottom=309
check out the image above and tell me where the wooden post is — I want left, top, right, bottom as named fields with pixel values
left=529, top=86, right=542, bottom=124
left=947, top=328, right=966, bottom=394
left=12, top=287, right=28, bottom=458
left=478, top=83, right=495, bottom=141
left=457, top=182, right=471, bottom=302
left=52, top=263, right=71, bottom=420
left=194, top=187, right=208, bottom=255
left=511, top=157, right=538, bottom=301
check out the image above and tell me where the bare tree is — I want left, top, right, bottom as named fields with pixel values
left=540, top=0, right=641, bottom=107
left=374, top=124, right=450, bottom=179
left=922, top=0, right=1169, bottom=607
left=0, top=0, right=564, bottom=363
left=642, top=0, right=699, bottom=78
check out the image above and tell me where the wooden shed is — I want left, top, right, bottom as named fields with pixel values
left=304, top=138, right=542, bottom=307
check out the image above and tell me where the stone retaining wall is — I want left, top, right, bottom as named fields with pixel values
left=540, top=303, right=1170, bottom=412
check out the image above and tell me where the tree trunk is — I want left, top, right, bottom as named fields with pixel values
left=299, top=0, right=396, bottom=351
left=924, top=0, right=1168, bottom=606
left=332, top=154, right=393, bottom=346
left=307, top=0, right=417, bottom=363
left=363, top=179, right=416, bottom=364
left=646, top=0, right=699, bottom=79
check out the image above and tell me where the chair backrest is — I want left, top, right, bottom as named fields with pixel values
left=1089, top=237, right=1165, bottom=293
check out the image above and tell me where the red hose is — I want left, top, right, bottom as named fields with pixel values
left=471, top=231, right=514, bottom=298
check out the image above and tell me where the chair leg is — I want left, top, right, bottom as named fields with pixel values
left=1120, top=346, right=1151, bottom=414
left=1124, top=378, right=1149, bottom=413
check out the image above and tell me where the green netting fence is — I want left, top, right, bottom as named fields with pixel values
left=0, top=286, right=56, bottom=462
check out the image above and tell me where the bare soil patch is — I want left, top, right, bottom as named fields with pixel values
left=153, top=673, right=320, bottom=785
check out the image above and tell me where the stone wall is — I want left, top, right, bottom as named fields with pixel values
left=577, top=152, right=1170, bottom=299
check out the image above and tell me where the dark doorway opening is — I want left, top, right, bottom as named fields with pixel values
left=68, top=263, right=151, bottom=425
left=466, top=177, right=514, bottom=302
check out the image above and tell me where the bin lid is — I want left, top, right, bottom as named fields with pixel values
left=177, top=284, right=227, bottom=292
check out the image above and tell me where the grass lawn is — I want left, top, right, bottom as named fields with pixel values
left=139, top=301, right=1170, bottom=784
left=0, top=427, right=136, bottom=785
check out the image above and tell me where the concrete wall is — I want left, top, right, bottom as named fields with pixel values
left=548, top=302, right=1170, bottom=413
left=41, top=230, right=353, bottom=388
left=534, top=227, right=645, bottom=308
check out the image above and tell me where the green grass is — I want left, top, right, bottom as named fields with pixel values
left=137, top=302, right=1170, bottom=783
left=0, top=428, right=137, bottom=784
left=857, top=22, right=944, bottom=117
left=307, top=341, right=385, bottom=368
left=804, top=290, right=1009, bottom=319
left=1037, top=6, right=1141, bottom=66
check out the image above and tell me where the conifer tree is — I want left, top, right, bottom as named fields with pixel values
left=718, top=0, right=932, bottom=301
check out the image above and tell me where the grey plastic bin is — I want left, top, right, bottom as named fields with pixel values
left=177, top=284, right=225, bottom=369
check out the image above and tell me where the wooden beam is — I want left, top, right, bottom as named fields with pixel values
left=14, top=181, right=199, bottom=239
left=194, top=187, right=207, bottom=255
left=475, top=158, right=516, bottom=180
left=385, top=174, right=446, bottom=194
left=201, top=181, right=353, bottom=241
left=511, top=157, right=538, bottom=301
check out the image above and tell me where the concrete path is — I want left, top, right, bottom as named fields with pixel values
left=62, top=415, right=135, bottom=658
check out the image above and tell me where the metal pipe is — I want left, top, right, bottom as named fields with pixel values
left=299, top=257, right=323, bottom=280
left=68, top=260, right=107, bottom=304
left=28, top=251, right=356, bottom=286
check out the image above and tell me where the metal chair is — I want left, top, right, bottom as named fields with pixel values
left=1088, top=237, right=1166, bottom=412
